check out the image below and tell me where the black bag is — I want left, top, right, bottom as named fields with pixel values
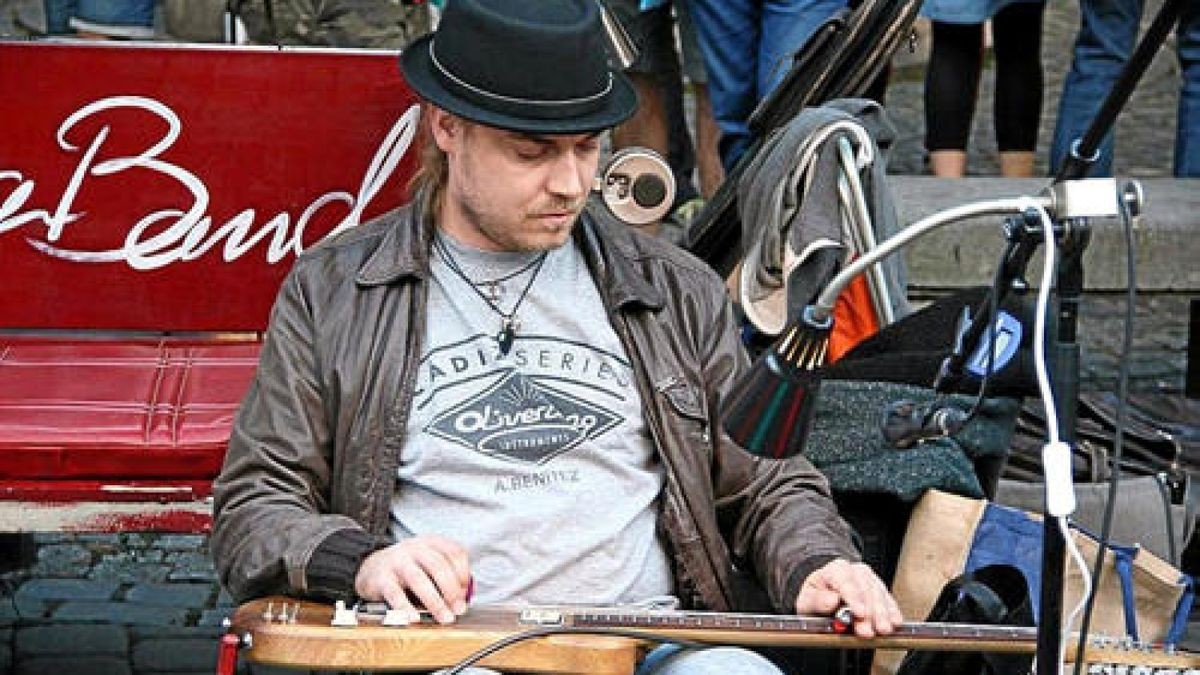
left=895, top=565, right=1034, bottom=675
left=1007, top=392, right=1200, bottom=483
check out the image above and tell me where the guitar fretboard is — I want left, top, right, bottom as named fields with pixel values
left=574, top=610, right=1038, bottom=647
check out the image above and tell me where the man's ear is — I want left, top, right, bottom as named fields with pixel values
left=429, top=107, right=461, bottom=154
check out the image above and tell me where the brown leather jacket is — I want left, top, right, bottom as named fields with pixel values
left=211, top=197, right=859, bottom=612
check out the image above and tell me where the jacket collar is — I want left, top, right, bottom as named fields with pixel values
left=356, top=195, right=665, bottom=312
left=575, top=202, right=664, bottom=311
left=356, top=195, right=434, bottom=287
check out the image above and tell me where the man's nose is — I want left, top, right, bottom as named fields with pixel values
left=546, top=152, right=586, bottom=200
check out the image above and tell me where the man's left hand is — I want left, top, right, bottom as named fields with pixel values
left=794, top=558, right=902, bottom=637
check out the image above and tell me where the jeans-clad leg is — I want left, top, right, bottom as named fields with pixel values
left=756, top=0, right=846, bottom=100
left=70, top=0, right=155, bottom=37
left=687, top=0, right=761, bottom=168
left=688, top=0, right=846, bottom=169
left=1175, top=0, right=1200, bottom=176
left=1049, top=0, right=1143, bottom=176
left=43, top=0, right=77, bottom=34
left=637, top=643, right=784, bottom=674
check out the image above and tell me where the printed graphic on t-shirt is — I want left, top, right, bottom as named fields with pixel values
left=413, top=335, right=632, bottom=467
left=427, top=369, right=620, bottom=464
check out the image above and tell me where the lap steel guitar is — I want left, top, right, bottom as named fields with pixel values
left=226, top=597, right=1200, bottom=674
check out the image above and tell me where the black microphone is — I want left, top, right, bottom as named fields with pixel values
left=881, top=399, right=969, bottom=449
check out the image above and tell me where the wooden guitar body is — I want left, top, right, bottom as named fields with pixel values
left=230, top=598, right=642, bottom=673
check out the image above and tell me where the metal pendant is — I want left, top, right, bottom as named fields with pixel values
left=497, top=320, right=515, bottom=356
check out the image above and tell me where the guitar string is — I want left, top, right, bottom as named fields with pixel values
left=442, top=627, right=708, bottom=675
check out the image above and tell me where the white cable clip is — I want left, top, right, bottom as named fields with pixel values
left=1043, top=440, right=1077, bottom=517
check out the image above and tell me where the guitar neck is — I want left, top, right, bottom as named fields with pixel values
left=569, top=608, right=1037, bottom=653
left=567, top=608, right=1200, bottom=669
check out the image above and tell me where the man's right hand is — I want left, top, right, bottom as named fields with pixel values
left=354, top=535, right=471, bottom=625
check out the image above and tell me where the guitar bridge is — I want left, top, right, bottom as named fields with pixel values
left=518, top=608, right=565, bottom=626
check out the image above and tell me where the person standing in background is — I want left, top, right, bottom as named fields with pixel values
left=607, top=0, right=725, bottom=237
left=231, top=0, right=431, bottom=48
left=921, top=0, right=1046, bottom=177
left=685, top=0, right=849, bottom=170
left=1050, top=0, right=1198, bottom=177
left=43, top=0, right=155, bottom=38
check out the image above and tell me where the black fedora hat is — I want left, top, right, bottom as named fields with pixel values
left=400, top=0, right=637, bottom=134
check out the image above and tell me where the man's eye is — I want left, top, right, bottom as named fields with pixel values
left=515, top=146, right=544, bottom=160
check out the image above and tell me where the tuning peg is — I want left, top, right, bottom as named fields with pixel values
left=331, top=600, right=358, bottom=627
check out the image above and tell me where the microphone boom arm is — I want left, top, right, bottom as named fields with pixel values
left=808, top=196, right=1052, bottom=325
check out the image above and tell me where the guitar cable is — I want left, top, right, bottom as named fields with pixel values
left=443, top=627, right=708, bottom=674
left=1069, top=187, right=1139, bottom=675
left=1019, top=199, right=1094, bottom=675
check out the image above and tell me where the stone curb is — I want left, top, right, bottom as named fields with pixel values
left=890, top=177, right=1200, bottom=292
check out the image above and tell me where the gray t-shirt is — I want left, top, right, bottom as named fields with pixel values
left=390, top=232, right=674, bottom=606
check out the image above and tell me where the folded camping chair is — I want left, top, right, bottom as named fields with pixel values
left=682, top=0, right=923, bottom=278
left=732, top=98, right=910, bottom=362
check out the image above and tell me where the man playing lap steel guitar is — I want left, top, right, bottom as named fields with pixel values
left=211, top=0, right=901, bottom=671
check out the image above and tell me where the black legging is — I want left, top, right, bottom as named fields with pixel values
left=924, top=2, right=1045, bottom=152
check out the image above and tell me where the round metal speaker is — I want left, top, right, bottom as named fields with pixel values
left=594, top=147, right=675, bottom=226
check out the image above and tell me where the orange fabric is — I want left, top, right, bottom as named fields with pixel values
left=828, top=273, right=880, bottom=363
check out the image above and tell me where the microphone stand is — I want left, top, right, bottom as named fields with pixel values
left=913, top=209, right=1081, bottom=675
left=806, top=189, right=1141, bottom=675
left=1036, top=1, right=1184, bottom=670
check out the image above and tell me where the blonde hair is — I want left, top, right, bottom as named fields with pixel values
left=408, top=107, right=449, bottom=216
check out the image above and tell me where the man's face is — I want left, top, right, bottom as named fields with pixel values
left=431, top=108, right=602, bottom=252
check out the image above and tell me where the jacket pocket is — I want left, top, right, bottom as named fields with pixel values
left=655, top=376, right=711, bottom=447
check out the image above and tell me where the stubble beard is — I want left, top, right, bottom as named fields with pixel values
left=458, top=189, right=583, bottom=253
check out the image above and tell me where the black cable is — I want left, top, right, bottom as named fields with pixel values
left=1155, top=472, right=1179, bottom=565
left=1069, top=192, right=1137, bottom=675
left=959, top=240, right=1009, bottom=423
left=442, top=626, right=707, bottom=675
left=916, top=236, right=1013, bottom=442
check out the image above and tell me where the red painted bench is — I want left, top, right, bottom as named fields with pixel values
left=0, top=41, right=419, bottom=531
